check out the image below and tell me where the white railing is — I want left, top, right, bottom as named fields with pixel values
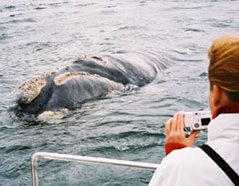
left=32, top=152, right=160, bottom=186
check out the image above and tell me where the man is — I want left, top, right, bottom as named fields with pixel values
left=149, top=35, right=239, bottom=186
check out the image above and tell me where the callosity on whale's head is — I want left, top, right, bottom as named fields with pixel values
left=15, top=70, right=125, bottom=116
left=17, top=76, right=46, bottom=105
left=16, top=72, right=54, bottom=115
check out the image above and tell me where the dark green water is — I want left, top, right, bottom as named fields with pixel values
left=0, top=0, right=239, bottom=185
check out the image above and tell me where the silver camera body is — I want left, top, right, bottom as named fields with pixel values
left=184, top=111, right=211, bottom=131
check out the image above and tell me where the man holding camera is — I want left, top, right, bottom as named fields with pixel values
left=149, top=35, right=239, bottom=186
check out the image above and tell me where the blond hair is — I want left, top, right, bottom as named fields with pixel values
left=208, top=35, right=239, bottom=96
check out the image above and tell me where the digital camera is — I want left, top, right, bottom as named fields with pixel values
left=184, top=111, right=211, bottom=131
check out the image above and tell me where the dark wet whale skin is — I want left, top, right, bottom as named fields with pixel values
left=16, top=53, right=166, bottom=115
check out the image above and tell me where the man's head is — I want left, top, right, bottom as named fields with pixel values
left=208, top=35, right=239, bottom=112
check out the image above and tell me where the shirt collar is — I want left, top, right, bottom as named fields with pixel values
left=212, top=102, right=239, bottom=119
left=208, top=113, right=239, bottom=144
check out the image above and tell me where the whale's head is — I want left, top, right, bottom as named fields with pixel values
left=16, top=73, right=53, bottom=115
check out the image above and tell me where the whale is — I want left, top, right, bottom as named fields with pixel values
left=16, top=52, right=167, bottom=116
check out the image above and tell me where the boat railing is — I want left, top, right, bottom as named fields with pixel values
left=32, top=152, right=160, bottom=186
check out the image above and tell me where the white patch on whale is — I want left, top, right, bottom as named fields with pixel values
left=17, top=72, right=51, bottom=104
left=53, top=71, right=124, bottom=92
left=37, top=108, right=69, bottom=123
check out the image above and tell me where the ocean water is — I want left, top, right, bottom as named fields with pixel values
left=0, top=0, right=239, bottom=185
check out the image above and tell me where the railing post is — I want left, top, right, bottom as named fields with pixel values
left=32, top=153, right=40, bottom=186
left=31, top=152, right=160, bottom=186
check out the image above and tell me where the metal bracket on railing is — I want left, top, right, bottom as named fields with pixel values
left=32, top=152, right=160, bottom=186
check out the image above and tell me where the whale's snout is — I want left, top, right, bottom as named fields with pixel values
left=16, top=75, right=47, bottom=105
left=16, top=92, right=29, bottom=105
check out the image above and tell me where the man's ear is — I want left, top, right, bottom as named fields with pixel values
left=211, top=84, right=223, bottom=107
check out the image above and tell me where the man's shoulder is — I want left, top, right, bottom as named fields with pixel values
left=163, top=147, right=208, bottom=167
left=149, top=146, right=232, bottom=186
left=149, top=147, right=211, bottom=186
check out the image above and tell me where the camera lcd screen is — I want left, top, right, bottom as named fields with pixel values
left=201, top=118, right=211, bottom=126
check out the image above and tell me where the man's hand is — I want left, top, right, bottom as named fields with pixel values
left=165, top=112, right=200, bottom=147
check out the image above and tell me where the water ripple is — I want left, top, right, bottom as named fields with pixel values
left=1, top=0, right=239, bottom=185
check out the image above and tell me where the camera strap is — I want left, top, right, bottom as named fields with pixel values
left=200, top=144, right=239, bottom=186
